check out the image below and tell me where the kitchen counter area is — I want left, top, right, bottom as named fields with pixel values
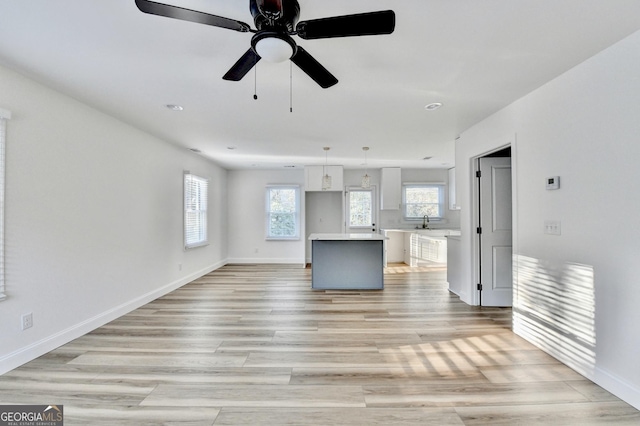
left=309, top=233, right=386, bottom=290
left=381, top=228, right=461, bottom=267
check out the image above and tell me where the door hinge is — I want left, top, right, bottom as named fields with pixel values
left=476, top=227, right=482, bottom=234
left=477, top=283, right=483, bottom=291
left=476, top=170, right=482, bottom=178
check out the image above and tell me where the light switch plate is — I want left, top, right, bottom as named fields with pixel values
left=544, top=220, right=561, bottom=235
left=546, top=176, right=560, bottom=190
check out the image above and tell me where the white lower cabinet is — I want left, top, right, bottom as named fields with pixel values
left=384, top=229, right=457, bottom=267
left=404, top=231, right=448, bottom=266
left=383, top=231, right=405, bottom=266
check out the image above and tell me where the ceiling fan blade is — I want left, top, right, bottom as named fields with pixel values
left=223, top=49, right=262, bottom=81
left=135, top=0, right=252, bottom=33
left=296, top=10, right=395, bottom=40
left=290, top=46, right=338, bottom=89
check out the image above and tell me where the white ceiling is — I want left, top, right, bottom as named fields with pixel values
left=2, top=1, right=640, bottom=170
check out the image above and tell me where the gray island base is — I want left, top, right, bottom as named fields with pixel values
left=309, top=233, right=386, bottom=290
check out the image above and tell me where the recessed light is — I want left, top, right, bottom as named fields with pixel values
left=424, top=102, right=442, bottom=111
left=422, top=156, right=433, bottom=160
left=165, top=104, right=184, bottom=111
left=188, top=148, right=201, bottom=153
left=227, top=146, right=237, bottom=150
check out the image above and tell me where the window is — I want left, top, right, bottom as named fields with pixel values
left=266, top=186, right=300, bottom=240
left=348, top=189, right=373, bottom=227
left=0, top=109, right=9, bottom=301
left=403, top=183, right=444, bottom=220
left=184, top=172, right=209, bottom=249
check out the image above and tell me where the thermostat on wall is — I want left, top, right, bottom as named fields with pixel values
left=546, top=176, right=560, bottom=190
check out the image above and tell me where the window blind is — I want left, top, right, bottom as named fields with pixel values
left=184, top=172, right=209, bottom=249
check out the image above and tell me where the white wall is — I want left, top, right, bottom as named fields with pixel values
left=455, top=30, right=640, bottom=409
left=227, top=169, right=305, bottom=264
left=305, top=192, right=343, bottom=263
left=0, top=65, right=228, bottom=373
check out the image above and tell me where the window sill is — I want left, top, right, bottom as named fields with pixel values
left=185, top=242, right=209, bottom=250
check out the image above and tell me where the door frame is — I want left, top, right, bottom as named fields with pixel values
left=470, top=143, right=516, bottom=306
left=344, top=185, right=378, bottom=234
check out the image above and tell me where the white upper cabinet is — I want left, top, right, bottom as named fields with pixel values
left=380, top=167, right=401, bottom=210
left=304, top=165, right=344, bottom=191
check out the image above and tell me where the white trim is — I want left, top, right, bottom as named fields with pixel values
left=184, top=172, right=209, bottom=249
left=513, top=323, right=640, bottom=411
left=265, top=185, right=301, bottom=240
left=593, top=366, right=640, bottom=411
left=0, top=116, right=6, bottom=301
left=401, top=182, right=446, bottom=220
left=0, top=259, right=227, bottom=374
left=226, top=257, right=306, bottom=266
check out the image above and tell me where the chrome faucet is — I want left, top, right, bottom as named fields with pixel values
left=422, top=215, right=430, bottom=229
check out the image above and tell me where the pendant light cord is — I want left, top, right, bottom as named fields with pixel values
left=289, top=61, right=293, bottom=113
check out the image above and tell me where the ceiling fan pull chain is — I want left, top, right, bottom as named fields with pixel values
left=290, top=61, right=293, bottom=113
left=253, top=58, right=258, bottom=100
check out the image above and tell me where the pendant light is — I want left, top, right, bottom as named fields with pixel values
left=361, top=146, right=371, bottom=189
left=322, top=147, right=332, bottom=190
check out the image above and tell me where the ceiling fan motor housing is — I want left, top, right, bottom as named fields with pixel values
left=250, top=0, right=300, bottom=32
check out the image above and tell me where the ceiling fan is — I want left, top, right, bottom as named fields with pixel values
left=135, top=0, right=395, bottom=88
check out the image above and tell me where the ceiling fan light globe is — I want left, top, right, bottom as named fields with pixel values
left=255, top=37, right=294, bottom=62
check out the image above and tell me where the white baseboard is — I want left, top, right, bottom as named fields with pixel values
left=514, top=325, right=640, bottom=411
left=226, top=257, right=306, bottom=267
left=0, top=260, right=227, bottom=375
left=593, top=366, right=640, bottom=411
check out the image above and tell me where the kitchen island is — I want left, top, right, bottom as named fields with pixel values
left=309, top=233, right=386, bottom=290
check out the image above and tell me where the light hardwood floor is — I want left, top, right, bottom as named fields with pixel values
left=1, top=263, right=638, bottom=425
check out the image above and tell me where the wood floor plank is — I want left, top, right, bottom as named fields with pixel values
left=455, top=401, right=640, bottom=425
left=0, top=263, right=636, bottom=425
left=213, top=407, right=465, bottom=425
left=68, top=352, right=248, bottom=368
left=64, top=405, right=220, bottom=426
left=140, top=384, right=366, bottom=408
left=363, top=382, right=590, bottom=407
left=290, top=367, right=490, bottom=386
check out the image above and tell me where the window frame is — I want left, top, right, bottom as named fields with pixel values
left=402, top=182, right=445, bottom=221
left=184, top=172, right=209, bottom=250
left=265, top=185, right=301, bottom=241
left=0, top=109, right=8, bottom=301
left=347, top=187, right=374, bottom=229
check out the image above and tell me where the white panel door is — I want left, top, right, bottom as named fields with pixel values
left=479, top=157, right=512, bottom=306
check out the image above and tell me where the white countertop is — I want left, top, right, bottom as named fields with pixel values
left=309, top=233, right=387, bottom=241
left=381, top=228, right=461, bottom=236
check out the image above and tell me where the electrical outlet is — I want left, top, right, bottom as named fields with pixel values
left=21, top=313, right=33, bottom=330
left=544, top=220, right=561, bottom=235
